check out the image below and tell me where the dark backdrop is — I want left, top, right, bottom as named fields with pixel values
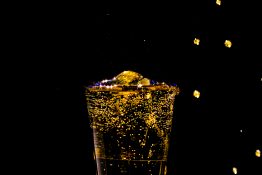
left=20, top=1, right=262, bottom=175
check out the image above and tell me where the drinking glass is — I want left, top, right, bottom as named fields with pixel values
left=85, top=71, right=180, bottom=175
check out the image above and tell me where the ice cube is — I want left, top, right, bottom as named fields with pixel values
left=114, top=70, right=144, bottom=85
left=138, top=78, right=150, bottom=86
left=91, top=70, right=170, bottom=87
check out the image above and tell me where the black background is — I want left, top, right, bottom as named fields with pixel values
left=10, top=1, right=261, bottom=175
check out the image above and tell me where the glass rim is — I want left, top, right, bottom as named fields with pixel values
left=85, top=84, right=180, bottom=93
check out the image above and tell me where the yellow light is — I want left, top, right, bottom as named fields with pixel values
left=232, top=167, right=238, bottom=174
left=164, top=165, right=167, bottom=175
left=216, top=0, right=221, bottom=6
left=194, top=38, right=200, bottom=45
left=146, top=93, right=151, bottom=99
left=224, top=40, right=232, bottom=48
left=95, top=148, right=101, bottom=157
left=255, top=149, right=261, bottom=157
left=93, top=151, right=96, bottom=160
left=193, top=90, right=200, bottom=98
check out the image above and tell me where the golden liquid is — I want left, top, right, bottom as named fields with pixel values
left=86, top=85, right=179, bottom=175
